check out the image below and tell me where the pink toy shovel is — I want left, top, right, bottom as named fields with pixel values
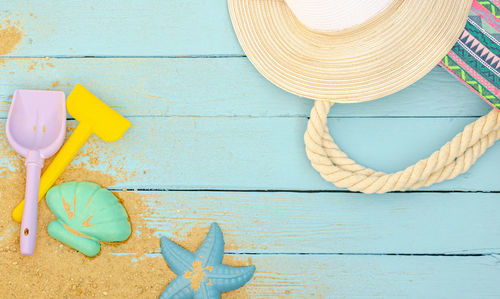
left=6, top=90, right=66, bottom=256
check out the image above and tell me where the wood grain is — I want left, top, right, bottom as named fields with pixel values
left=126, top=254, right=500, bottom=298
left=0, top=58, right=492, bottom=118
left=1, top=1, right=240, bottom=57
left=2, top=116, right=499, bottom=192
left=1, top=1, right=499, bottom=297
left=127, top=191, right=500, bottom=254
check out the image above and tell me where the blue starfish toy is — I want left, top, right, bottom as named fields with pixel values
left=160, top=223, right=255, bottom=299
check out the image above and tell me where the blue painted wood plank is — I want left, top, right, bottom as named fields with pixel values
left=255, top=255, right=500, bottom=298
left=2, top=189, right=498, bottom=255
left=0, top=58, right=491, bottom=117
left=2, top=116, right=497, bottom=191
left=1, top=116, right=498, bottom=191
left=143, top=254, right=500, bottom=298
left=1, top=1, right=498, bottom=298
left=1, top=1, right=241, bottom=56
left=137, top=191, right=500, bottom=254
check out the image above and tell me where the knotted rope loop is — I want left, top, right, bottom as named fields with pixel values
left=304, top=100, right=500, bottom=193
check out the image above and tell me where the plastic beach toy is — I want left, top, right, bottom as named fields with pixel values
left=46, top=181, right=131, bottom=257
left=6, top=90, right=66, bottom=256
left=12, top=84, right=132, bottom=223
left=160, top=223, right=255, bottom=298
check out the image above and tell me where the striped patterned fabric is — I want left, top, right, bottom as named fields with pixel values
left=439, top=0, right=500, bottom=109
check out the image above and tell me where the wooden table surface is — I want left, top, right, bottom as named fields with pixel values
left=1, top=1, right=500, bottom=298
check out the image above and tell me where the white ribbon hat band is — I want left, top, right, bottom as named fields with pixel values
left=284, top=0, right=394, bottom=32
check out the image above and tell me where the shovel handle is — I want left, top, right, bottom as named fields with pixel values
left=12, top=123, right=92, bottom=223
left=20, top=152, right=43, bottom=256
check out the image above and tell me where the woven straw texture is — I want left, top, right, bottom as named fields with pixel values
left=228, top=0, right=500, bottom=193
left=228, top=0, right=472, bottom=103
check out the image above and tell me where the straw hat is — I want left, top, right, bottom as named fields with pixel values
left=228, top=0, right=472, bottom=103
left=226, top=0, right=500, bottom=194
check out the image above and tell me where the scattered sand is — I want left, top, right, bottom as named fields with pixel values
left=0, top=16, right=252, bottom=297
left=0, top=24, right=22, bottom=55
left=0, top=125, right=251, bottom=298
left=0, top=169, right=169, bottom=298
left=26, top=58, right=57, bottom=72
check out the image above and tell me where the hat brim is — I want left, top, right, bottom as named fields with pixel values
left=228, top=0, right=472, bottom=103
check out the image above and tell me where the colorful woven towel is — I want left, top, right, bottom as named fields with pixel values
left=440, top=0, right=500, bottom=109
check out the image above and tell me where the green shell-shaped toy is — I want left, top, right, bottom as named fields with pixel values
left=46, top=181, right=131, bottom=257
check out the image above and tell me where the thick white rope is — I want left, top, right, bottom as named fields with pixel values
left=305, top=100, right=500, bottom=193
